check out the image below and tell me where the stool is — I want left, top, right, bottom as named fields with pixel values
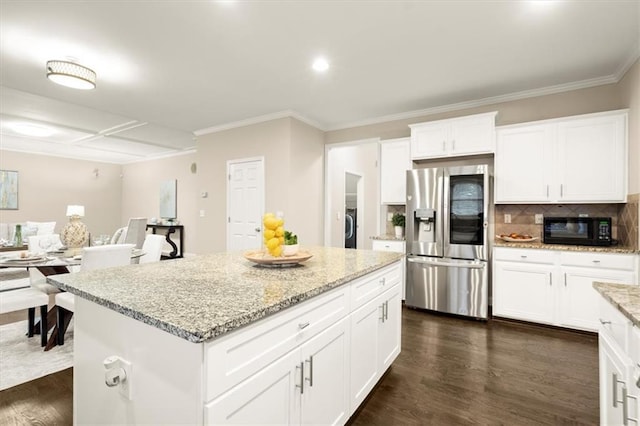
left=0, top=288, right=49, bottom=346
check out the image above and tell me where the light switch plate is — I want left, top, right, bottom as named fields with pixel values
left=387, top=212, right=394, bottom=221
left=534, top=214, right=543, bottom=224
left=504, top=214, right=511, bottom=224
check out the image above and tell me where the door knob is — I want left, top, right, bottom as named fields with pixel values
left=254, top=227, right=261, bottom=232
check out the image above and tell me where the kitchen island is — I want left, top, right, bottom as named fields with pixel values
left=48, top=246, right=403, bottom=425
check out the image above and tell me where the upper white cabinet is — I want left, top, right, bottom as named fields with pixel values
left=380, top=138, right=411, bottom=204
left=409, top=111, right=497, bottom=160
left=495, top=110, right=628, bottom=204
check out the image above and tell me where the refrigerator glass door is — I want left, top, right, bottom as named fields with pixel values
left=443, top=165, right=489, bottom=261
left=406, top=256, right=488, bottom=319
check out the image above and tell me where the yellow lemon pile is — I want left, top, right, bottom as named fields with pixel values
left=263, top=212, right=285, bottom=257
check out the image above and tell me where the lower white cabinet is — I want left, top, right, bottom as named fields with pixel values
left=493, top=261, right=554, bottom=324
left=350, top=282, right=401, bottom=410
left=371, top=239, right=405, bottom=299
left=598, top=296, right=640, bottom=425
left=207, top=318, right=350, bottom=425
left=493, top=247, right=637, bottom=332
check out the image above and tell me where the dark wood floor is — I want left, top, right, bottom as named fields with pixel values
left=349, top=307, right=599, bottom=425
left=0, top=307, right=598, bottom=425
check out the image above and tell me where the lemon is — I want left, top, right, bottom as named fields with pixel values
left=270, top=245, right=282, bottom=257
left=276, top=218, right=284, bottom=227
left=264, top=229, right=276, bottom=240
left=275, top=226, right=284, bottom=237
left=264, top=217, right=279, bottom=230
left=266, top=237, right=280, bottom=250
left=278, top=236, right=284, bottom=244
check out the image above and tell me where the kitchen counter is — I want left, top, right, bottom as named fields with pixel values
left=494, top=239, right=638, bottom=254
left=48, top=246, right=402, bottom=343
left=593, top=281, right=640, bottom=328
left=371, top=235, right=405, bottom=241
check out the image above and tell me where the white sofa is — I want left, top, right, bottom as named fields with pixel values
left=0, top=221, right=56, bottom=244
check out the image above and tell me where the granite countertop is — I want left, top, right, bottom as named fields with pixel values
left=48, top=246, right=403, bottom=344
left=594, top=282, right=640, bottom=328
left=371, top=235, right=405, bottom=241
left=494, top=239, right=638, bottom=254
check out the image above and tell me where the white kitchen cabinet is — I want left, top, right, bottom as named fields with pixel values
left=350, top=282, right=401, bottom=412
left=598, top=296, right=640, bottom=426
left=371, top=239, right=405, bottom=300
left=409, top=111, right=497, bottom=160
left=495, top=109, right=628, bottom=204
left=207, top=318, right=350, bottom=425
left=493, top=247, right=637, bottom=332
left=493, top=260, right=555, bottom=324
left=380, top=138, right=411, bottom=204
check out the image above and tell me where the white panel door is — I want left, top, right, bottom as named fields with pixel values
left=380, top=138, right=411, bottom=204
left=560, top=268, right=635, bottom=332
left=227, top=158, right=264, bottom=251
left=349, top=296, right=381, bottom=411
left=206, top=348, right=300, bottom=425
left=495, top=124, right=554, bottom=203
left=493, top=261, right=555, bottom=324
left=410, top=123, right=449, bottom=159
left=300, top=318, right=350, bottom=426
left=557, top=114, right=626, bottom=202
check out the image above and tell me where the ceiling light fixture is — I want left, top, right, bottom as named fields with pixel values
left=46, top=60, right=96, bottom=90
left=5, top=122, right=55, bottom=137
left=312, top=57, right=329, bottom=72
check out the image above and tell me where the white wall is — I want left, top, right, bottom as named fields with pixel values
left=326, top=141, right=379, bottom=249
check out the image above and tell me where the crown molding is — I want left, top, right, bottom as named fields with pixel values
left=614, top=48, right=640, bottom=81
left=194, top=110, right=326, bottom=136
left=122, top=148, right=197, bottom=164
left=326, top=74, right=627, bottom=131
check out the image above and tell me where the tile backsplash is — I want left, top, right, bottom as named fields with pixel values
left=494, top=195, right=639, bottom=250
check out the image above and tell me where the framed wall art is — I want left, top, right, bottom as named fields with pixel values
left=0, top=170, right=18, bottom=210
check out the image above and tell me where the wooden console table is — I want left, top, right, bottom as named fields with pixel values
left=146, top=224, right=184, bottom=259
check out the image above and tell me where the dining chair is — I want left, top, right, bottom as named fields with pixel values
left=139, top=234, right=165, bottom=264
left=110, top=226, right=127, bottom=244
left=55, top=243, right=135, bottom=345
left=27, top=234, right=64, bottom=295
left=123, top=217, right=148, bottom=249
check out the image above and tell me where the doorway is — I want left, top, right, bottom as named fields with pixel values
left=226, top=157, right=265, bottom=251
left=345, top=172, right=362, bottom=249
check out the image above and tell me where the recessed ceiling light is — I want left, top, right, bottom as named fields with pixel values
left=312, top=58, right=329, bottom=72
left=5, top=122, right=56, bottom=137
left=46, top=60, right=96, bottom=90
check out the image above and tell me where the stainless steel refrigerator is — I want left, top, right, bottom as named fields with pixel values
left=405, top=165, right=491, bottom=319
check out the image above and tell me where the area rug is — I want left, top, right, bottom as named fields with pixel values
left=0, top=320, right=73, bottom=390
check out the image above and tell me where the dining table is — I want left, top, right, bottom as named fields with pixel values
left=0, top=248, right=145, bottom=350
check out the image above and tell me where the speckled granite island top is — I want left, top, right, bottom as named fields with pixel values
left=594, top=282, right=640, bottom=328
left=48, top=246, right=402, bottom=344
left=495, top=239, right=638, bottom=254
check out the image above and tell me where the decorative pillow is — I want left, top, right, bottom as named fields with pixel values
left=26, top=221, right=56, bottom=235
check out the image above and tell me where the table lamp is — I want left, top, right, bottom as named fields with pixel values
left=61, top=205, right=88, bottom=253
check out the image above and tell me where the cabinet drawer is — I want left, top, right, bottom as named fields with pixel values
left=204, top=285, right=349, bottom=401
left=599, top=296, right=631, bottom=352
left=350, top=262, right=401, bottom=311
left=372, top=240, right=405, bottom=253
left=493, top=247, right=556, bottom=264
left=560, top=252, right=636, bottom=271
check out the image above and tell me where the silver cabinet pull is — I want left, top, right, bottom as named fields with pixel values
left=592, top=259, right=601, bottom=264
left=625, top=391, right=638, bottom=425
left=560, top=184, right=563, bottom=197
left=614, top=373, right=620, bottom=407
left=600, top=318, right=612, bottom=325
left=298, top=322, right=310, bottom=330
left=564, top=273, right=567, bottom=287
left=442, top=140, right=446, bottom=152
left=520, top=255, right=528, bottom=259
left=549, top=272, right=552, bottom=286
left=379, top=304, right=385, bottom=323
left=296, top=362, right=304, bottom=394
left=385, top=300, right=389, bottom=320
left=305, top=356, right=314, bottom=387
left=546, top=185, right=549, bottom=198
left=622, top=386, right=629, bottom=425
left=379, top=277, right=386, bottom=286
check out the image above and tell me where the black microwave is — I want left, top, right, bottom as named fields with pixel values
left=543, top=217, right=613, bottom=246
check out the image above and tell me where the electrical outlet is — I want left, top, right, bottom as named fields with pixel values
left=387, top=212, right=394, bottom=221
left=535, top=214, right=543, bottom=224
left=200, top=210, right=205, bottom=217
left=504, top=214, right=511, bottom=224
left=579, top=213, right=589, bottom=217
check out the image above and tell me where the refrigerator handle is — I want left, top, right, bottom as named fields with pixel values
left=407, top=257, right=485, bottom=269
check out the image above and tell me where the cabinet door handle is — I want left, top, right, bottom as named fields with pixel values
left=564, top=273, right=567, bottom=287
left=592, top=260, right=601, bottom=264
left=296, top=362, right=304, bottom=394
left=305, top=356, right=314, bottom=387
left=298, top=321, right=310, bottom=330
left=380, top=277, right=386, bottom=286
left=622, top=386, right=629, bottom=425
left=546, top=185, right=549, bottom=198
left=614, top=373, right=619, bottom=407
left=549, top=273, right=552, bottom=286
left=520, top=255, right=528, bottom=259
left=384, top=300, right=389, bottom=321
left=442, top=140, right=446, bottom=151
left=452, top=140, right=456, bottom=151
left=380, top=304, right=385, bottom=323
left=600, top=318, right=612, bottom=325
left=560, top=184, right=564, bottom=197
